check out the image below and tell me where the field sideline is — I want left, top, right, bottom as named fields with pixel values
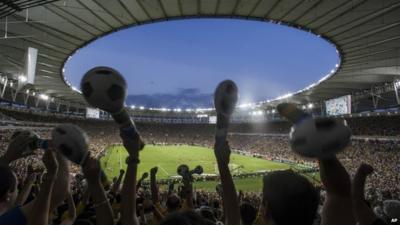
left=100, top=145, right=319, bottom=191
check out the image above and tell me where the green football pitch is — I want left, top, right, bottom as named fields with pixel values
left=100, top=145, right=319, bottom=191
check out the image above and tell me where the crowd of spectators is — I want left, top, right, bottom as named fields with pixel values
left=0, top=106, right=399, bottom=225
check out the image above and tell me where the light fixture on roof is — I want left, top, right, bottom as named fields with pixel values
left=18, top=75, right=27, bottom=82
left=39, top=94, right=49, bottom=101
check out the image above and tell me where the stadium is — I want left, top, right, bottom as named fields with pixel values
left=0, top=1, right=399, bottom=225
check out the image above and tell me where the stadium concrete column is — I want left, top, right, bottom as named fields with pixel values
left=11, top=89, right=18, bottom=102
left=1, top=77, right=8, bottom=98
left=394, top=81, right=400, bottom=104
left=46, top=100, right=50, bottom=110
left=371, top=93, right=379, bottom=109
left=35, top=96, right=40, bottom=107
left=24, top=92, right=29, bottom=105
left=56, top=102, right=61, bottom=112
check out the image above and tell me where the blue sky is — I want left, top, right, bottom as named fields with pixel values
left=64, top=19, right=339, bottom=108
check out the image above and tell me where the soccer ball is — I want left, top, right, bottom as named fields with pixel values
left=81, top=66, right=127, bottom=114
left=190, top=165, right=203, bottom=175
left=51, top=124, right=89, bottom=165
left=177, top=164, right=189, bottom=176
left=214, top=80, right=238, bottom=117
left=289, top=117, right=351, bottom=158
left=10, top=130, right=46, bottom=151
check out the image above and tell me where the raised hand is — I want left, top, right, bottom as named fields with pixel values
left=150, top=167, right=158, bottom=175
left=352, top=163, right=377, bottom=225
left=42, top=149, right=59, bottom=178
left=120, top=128, right=145, bottom=156
left=120, top=169, right=125, bottom=176
left=82, top=157, right=101, bottom=184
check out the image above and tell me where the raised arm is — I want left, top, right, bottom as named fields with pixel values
left=120, top=130, right=144, bottom=225
left=136, top=172, right=149, bottom=190
left=352, top=163, right=379, bottom=225
left=319, top=156, right=355, bottom=225
left=82, top=157, right=115, bottom=225
left=150, top=167, right=159, bottom=203
left=60, top=193, right=77, bottom=225
left=22, top=149, right=59, bottom=225
left=214, top=138, right=241, bottom=225
left=16, top=170, right=36, bottom=206
left=49, top=153, right=70, bottom=212
left=111, top=169, right=125, bottom=194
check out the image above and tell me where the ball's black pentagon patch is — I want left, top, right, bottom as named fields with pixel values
left=59, top=144, right=73, bottom=156
left=315, top=118, right=335, bottom=131
left=82, top=82, right=93, bottom=98
left=107, top=84, right=124, bottom=101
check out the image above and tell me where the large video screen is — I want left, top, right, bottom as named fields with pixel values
left=325, top=95, right=351, bottom=115
left=86, top=108, right=100, bottom=119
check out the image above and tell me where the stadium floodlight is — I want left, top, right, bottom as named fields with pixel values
left=139, top=106, right=145, bottom=110
left=307, top=103, right=314, bottom=109
left=18, top=75, right=27, bottom=82
left=277, top=103, right=351, bottom=158
left=130, top=105, right=135, bottom=109
left=40, top=94, right=49, bottom=100
left=26, top=89, right=29, bottom=94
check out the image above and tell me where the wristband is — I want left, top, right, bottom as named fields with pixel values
left=93, top=200, right=108, bottom=208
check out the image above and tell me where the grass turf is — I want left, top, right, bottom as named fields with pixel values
left=100, top=145, right=318, bottom=191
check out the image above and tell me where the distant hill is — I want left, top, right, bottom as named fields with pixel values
left=126, top=88, right=213, bottom=108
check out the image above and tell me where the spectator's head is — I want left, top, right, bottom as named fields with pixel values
left=240, top=202, right=257, bottom=225
left=166, top=194, right=182, bottom=212
left=160, top=210, right=215, bottom=225
left=261, top=170, right=319, bottom=225
left=0, top=165, right=18, bottom=209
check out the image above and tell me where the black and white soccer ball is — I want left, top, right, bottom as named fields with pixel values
left=81, top=67, right=127, bottom=113
left=190, top=165, right=203, bottom=175
left=214, top=80, right=238, bottom=117
left=11, top=130, right=47, bottom=151
left=289, top=117, right=351, bottom=158
left=51, top=124, right=89, bottom=165
left=177, top=164, right=189, bottom=176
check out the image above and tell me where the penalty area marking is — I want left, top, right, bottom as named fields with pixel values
left=157, top=165, right=170, bottom=176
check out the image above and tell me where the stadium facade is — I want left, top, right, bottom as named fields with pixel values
left=1, top=0, right=400, bottom=122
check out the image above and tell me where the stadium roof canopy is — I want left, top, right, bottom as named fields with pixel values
left=0, top=0, right=400, bottom=108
